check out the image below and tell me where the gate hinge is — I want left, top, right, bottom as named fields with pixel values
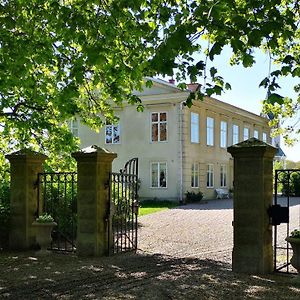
left=268, top=204, right=289, bottom=226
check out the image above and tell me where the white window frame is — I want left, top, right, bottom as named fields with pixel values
left=220, top=164, right=227, bottom=188
left=105, top=121, right=121, bottom=144
left=253, top=129, right=259, bottom=139
left=151, top=112, right=168, bottom=142
left=220, top=121, right=227, bottom=148
left=191, top=162, right=200, bottom=188
left=207, top=164, right=214, bottom=188
left=262, top=132, right=267, bottom=143
left=206, top=117, right=214, bottom=146
left=232, top=124, right=239, bottom=145
left=150, top=162, right=167, bottom=188
left=69, top=119, right=79, bottom=137
left=243, top=127, right=250, bottom=141
left=190, top=112, right=200, bottom=143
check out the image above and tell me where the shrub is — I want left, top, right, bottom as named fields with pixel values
left=280, top=171, right=300, bottom=196
left=185, top=191, right=203, bottom=203
left=0, top=180, right=10, bottom=249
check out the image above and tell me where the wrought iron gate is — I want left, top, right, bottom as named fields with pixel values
left=272, top=169, right=300, bottom=273
left=36, top=172, right=77, bottom=252
left=109, top=158, right=139, bottom=255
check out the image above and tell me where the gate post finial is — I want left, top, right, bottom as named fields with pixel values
left=227, top=138, right=277, bottom=274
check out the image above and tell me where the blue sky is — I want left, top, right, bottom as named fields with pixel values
left=207, top=47, right=300, bottom=162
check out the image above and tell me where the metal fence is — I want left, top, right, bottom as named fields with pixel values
left=272, top=169, right=300, bottom=274
left=36, top=172, right=77, bottom=252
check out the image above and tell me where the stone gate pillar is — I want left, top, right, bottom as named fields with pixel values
left=72, top=145, right=117, bottom=256
left=6, top=150, right=47, bottom=250
left=227, top=138, right=277, bottom=274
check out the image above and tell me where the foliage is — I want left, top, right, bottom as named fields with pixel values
left=36, top=213, right=54, bottom=223
left=290, top=229, right=300, bottom=239
left=185, top=191, right=203, bottom=203
left=139, top=199, right=178, bottom=216
left=0, top=174, right=10, bottom=249
left=280, top=171, right=300, bottom=196
left=41, top=175, right=77, bottom=239
left=1, top=0, right=300, bottom=153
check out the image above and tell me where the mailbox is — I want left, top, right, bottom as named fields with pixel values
left=268, top=204, right=289, bottom=225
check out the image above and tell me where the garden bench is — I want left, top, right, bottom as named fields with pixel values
left=215, top=188, right=230, bottom=199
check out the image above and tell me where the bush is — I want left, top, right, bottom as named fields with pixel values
left=280, top=171, right=300, bottom=196
left=0, top=180, right=10, bottom=249
left=185, top=191, right=203, bottom=203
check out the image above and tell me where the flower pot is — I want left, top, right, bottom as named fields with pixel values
left=286, top=237, right=300, bottom=273
left=32, top=221, right=57, bottom=252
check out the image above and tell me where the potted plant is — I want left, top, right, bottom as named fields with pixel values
left=32, top=213, right=57, bottom=252
left=286, top=229, right=300, bottom=274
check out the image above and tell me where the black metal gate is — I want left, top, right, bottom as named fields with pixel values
left=109, top=158, right=139, bottom=255
left=272, top=169, right=300, bottom=273
left=36, top=172, right=77, bottom=252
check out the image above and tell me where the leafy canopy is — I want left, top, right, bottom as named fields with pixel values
left=1, top=0, right=300, bottom=164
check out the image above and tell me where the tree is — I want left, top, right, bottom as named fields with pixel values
left=1, top=0, right=300, bottom=163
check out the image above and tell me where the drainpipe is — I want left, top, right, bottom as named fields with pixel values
left=179, top=101, right=185, bottom=204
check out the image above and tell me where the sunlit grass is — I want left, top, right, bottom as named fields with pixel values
left=138, top=200, right=178, bottom=216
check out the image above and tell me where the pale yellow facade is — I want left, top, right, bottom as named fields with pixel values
left=75, top=78, right=270, bottom=201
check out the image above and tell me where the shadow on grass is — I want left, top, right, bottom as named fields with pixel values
left=0, top=251, right=300, bottom=299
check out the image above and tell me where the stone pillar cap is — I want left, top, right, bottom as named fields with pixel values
left=227, top=137, right=277, bottom=157
left=72, top=145, right=117, bottom=160
left=6, top=149, right=48, bottom=161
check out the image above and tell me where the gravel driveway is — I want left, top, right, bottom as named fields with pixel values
left=1, top=198, right=300, bottom=299
left=138, top=199, right=233, bottom=262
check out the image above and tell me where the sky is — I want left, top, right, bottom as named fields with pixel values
left=205, top=47, right=300, bottom=162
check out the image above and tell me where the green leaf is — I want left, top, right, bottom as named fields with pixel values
left=267, top=93, right=284, bottom=105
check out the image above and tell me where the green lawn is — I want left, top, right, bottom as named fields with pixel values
left=138, top=200, right=178, bottom=216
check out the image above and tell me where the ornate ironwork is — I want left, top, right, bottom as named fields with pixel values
left=273, top=169, right=300, bottom=274
left=36, top=172, right=77, bottom=252
left=109, top=158, right=139, bottom=255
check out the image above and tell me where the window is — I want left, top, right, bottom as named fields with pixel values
left=220, top=165, right=227, bottom=187
left=68, top=119, right=79, bottom=137
left=253, top=130, right=259, bottom=139
left=105, top=121, right=120, bottom=144
left=191, top=162, right=200, bottom=188
left=262, top=132, right=267, bottom=143
left=206, top=117, right=214, bottom=146
left=191, top=112, right=199, bottom=143
left=151, top=162, right=167, bottom=188
left=243, top=127, right=249, bottom=141
left=207, top=164, right=214, bottom=188
left=232, top=125, right=239, bottom=145
left=151, top=112, right=167, bottom=142
left=220, top=121, right=227, bottom=148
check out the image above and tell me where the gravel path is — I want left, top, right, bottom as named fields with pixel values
left=1, top=198, right=300, bottom=299
left=138, top=199, right=233, bottom=262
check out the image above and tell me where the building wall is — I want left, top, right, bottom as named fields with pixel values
left=182, top=96, right=270, bottom=199
left=79, top=99, right=185, bottom=201
left=74, top=81, right=271, bottom=201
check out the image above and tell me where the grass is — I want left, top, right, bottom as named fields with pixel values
left=138, top=200, right=178, bottom=216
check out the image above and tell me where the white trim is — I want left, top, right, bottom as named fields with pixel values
left=191, top=162, right=200, bottom=188
left=150, top=111, right=168, bottom=143
left=206, top=117, right=214, bottom=146
left=232, top=124, right=239, bottom=145
left=190, top=112, right=200, bottom=143
left=220, top=164, right=227, bottom=188
left=150, top=161, right=168, bottom=188
left=206, top=163, right=214, bottom=188
left=220, top=120, right=227, bottom=148
left=105, top=121, right=121, bottom=145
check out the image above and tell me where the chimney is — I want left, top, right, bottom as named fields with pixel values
left=169, top=78, right=175, bottom=85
